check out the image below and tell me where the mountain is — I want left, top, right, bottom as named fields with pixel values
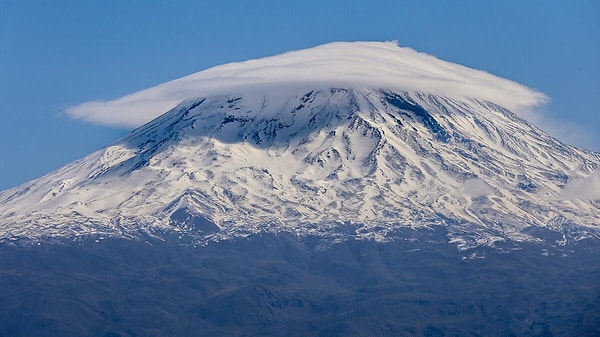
left=0, top=42, right=599, bottom=336
left=1, top=43, right=598, bottom=248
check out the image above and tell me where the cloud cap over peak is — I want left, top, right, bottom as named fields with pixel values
left=65, top=41, right=548, bottom=128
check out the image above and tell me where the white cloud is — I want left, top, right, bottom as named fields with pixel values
left=64, top=41, right=548, bottom=128
left=460, top=178, right=496, bottom=197
left=534, top=117, right=597, bottom=152
left=561, top=170, right=600, bottom=201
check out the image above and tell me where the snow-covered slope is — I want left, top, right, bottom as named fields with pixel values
left=1, top=42, right=599, bottom=247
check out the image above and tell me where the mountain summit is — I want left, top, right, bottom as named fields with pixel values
left=1, top=42, right=598, bottom=247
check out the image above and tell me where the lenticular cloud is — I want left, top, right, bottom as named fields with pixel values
left=64, top=41, right=548, bottom=128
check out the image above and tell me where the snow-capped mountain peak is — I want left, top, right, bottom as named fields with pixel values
left=1, top=43, right=599, bottom=248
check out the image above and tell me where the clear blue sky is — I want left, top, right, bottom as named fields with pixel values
left=1, top=0, right=598, bottom=190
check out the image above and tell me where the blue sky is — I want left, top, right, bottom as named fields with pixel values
left=0, top=0, right=598, bottom=190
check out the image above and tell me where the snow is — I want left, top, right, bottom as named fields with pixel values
left=65, top=41, right=547, bottom=128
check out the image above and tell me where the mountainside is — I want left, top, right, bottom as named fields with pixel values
left=1, top=87, right=598, bottom=247
left=2, top=232, right=598, bottom=337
